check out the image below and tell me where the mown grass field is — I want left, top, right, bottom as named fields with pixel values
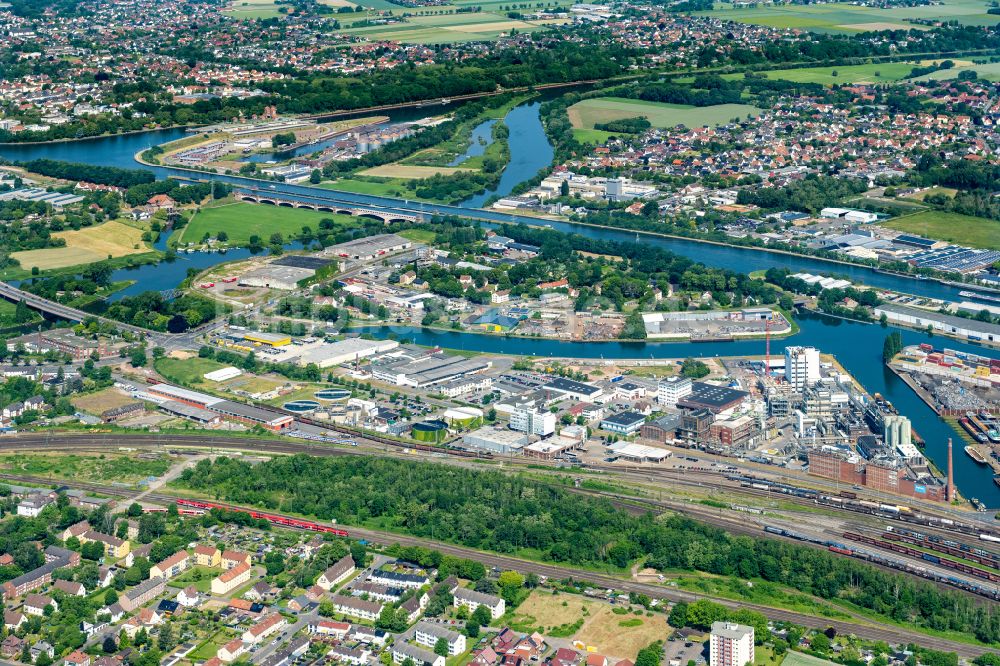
left=882, top=210, right=1000, bottom=250
left=155, top=357, right=230, bottom=388
left=781, top=652, right=839, bottom=666
left=179, top=202, right=354, bottom=246
left=911, top=61, right=1000, bottom=82
left=12, top=220, right=149, bottom=271
left=699, top=0, right=993, bottom=32
left=567, top=97, right=760, bottom=131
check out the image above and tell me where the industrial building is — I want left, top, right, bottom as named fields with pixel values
left=874, top=303, right=1000, bottom=344
left=676, top=382, right=749, bottom=414
left=509, top=406, right=556, bottom=437
left=462, top=427, right=527, bottom=454
left=296, top=338, right=400, bottom=368
left=657, top=376, right=692, bottom=406
left=324, top=234, right=412, bottom=262
left=371, top=353, right=491, bottom=388
left=141, top=384, right=293, bottom=431
left=606, top=441, right=671, bottom=463
left=784, top=346, right=820, bottom=389
left=239, top=265, right=315, bottom=290
left=599, top=411, right=646, bottom=435
left=542, top=377, right=604, bottom=402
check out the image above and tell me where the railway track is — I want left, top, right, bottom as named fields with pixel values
left=2, top=471, right=995, bottom=658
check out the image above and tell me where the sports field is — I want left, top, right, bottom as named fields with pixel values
left=700, top=0, right=993, bottom=32
left=567, top=97, right=760, bottom=131
left=882, top=210, right=1000, bottom=250
left=179, top=202, right=354, bottom=246
left=12, top=221, right=149, bottom=271
left=360, top=164, right=474, bottom=179
left=339, top=10, right=570, bottom=43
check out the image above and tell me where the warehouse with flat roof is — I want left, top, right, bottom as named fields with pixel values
left=875, top=303, right=1000, bottom=344
left=239, top=265, right=315, bottom=290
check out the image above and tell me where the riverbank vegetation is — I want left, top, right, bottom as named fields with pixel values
left=175, top=454, right=1000, bottom=646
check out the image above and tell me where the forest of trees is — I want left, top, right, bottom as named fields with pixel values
left=178, top=455, right=1000, bottom=645
left=18, top=160, right=155, bottom=189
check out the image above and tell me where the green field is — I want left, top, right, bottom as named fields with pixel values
left=338, top=8, right=570, bottom=43
left=567, top=97, right=760, bottom=134
left=179, top=202, right=354, bottom=246
left=781, top=652, right=839, bottom=666
left=699, top=0, right=995, bottom=32
left=752, top=62, right=917, bottom=85
left=882, top=210, right=1000, bottom=250
left=224, top=0, right=283, bottom=19
left=155, top=357, right=230, bottom=388
left=912, top=61, right=1000, bottom=82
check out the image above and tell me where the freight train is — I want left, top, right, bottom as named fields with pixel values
left=729, top=474, right=1000, bottom=542
left=844, top=531, right=1000, bottom=584
left=884, top=526, right=1000, bottom=570
left=175, top=499, right=349, bottom=536
left=763, top=525, right=1000, bottom=600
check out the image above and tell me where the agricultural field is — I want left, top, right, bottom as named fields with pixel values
left=72, top=388, right=142, bottom=416
left=223, top=0, right=283, bottom=19
left=911, top=61, right=1000, bottom=81
left=178, top=202, right=354, bottom=246
left=12, top=220, right=150, bottom=271
left=360, top=164, right=475, bottom=179
left=699, top=0, right=994, bottom=32
left=750, top=62, right=917, bottom=85
left=0, top=452, right=171, bottom=484
left=567, top=97, right=760, bottom=134
left=338, top=10, right=570, bottom=43
left=881, top=210, right=1000, bottom=250
left=508, top=590, right=667, bottom=659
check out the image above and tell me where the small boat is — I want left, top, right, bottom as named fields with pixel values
left=965, top=445, right=988, bottom=464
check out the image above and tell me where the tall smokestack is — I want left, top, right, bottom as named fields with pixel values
left=947, top=438, right=955, bottom=502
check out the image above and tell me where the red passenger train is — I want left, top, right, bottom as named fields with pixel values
left=175, top=498, right=349, bottom=536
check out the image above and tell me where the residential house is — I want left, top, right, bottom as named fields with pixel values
left=218, top=639, right=248, bottom=663
left=309, top=620, right=350, bottom=639
left=392, top=642, right=444, bottom=666
left=176, top=586, right=201, bottom=608
left=330, top=594, right=383, bottom=622
left=53, top=579, right=85, bottom=596
left=453, top=587, right=505, bottom=620
left=3, top=610, right=24, bottom=631
left=211, top=561, right=251, bottom=596
left=80, top=531, right=129, bottom=559
left=119, top=577, right=165, bottom=612
left=242, top=612, right=286, bottom=644
left=65, top=650, right=91, bottom=666
left=150, top=550, right=189, bottom=579
left=60, top=520, right=90, bottom=541
left=30, top=641, right=54, bottom=663
left=24, top=593, right=57, bottom=616
left=17, top=495, right=53, bottom=518
left=192, top=544, right=221, bottom=567
left=221, top=550, right=250, bottom=570
left=414, top=622, right=466, bottom=656
left=317, top=554, right=356, bottom=590
left=1, top=636, right=24, bottom=659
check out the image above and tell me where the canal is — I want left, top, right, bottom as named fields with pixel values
left=1, top=98, right=999, bottom=504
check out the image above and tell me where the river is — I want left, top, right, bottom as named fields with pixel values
left=1, top=98, right=999, bottom=504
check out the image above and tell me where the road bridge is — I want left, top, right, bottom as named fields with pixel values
left=0, top=281, right=153, bottom=338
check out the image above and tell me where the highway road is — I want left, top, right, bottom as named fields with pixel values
left=1, top=433, right=997, bottom=658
